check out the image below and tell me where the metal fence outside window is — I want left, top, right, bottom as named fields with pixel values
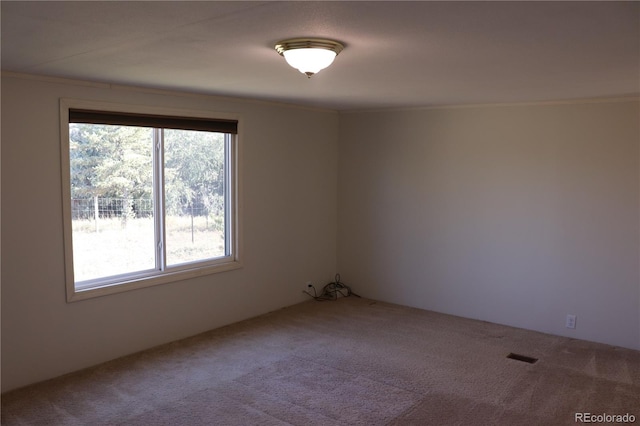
left=71, top=197, right=218, bottom=220
left=71, top=198, right=154, bottom=220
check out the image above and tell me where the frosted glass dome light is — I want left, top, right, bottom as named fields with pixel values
left=275, top=38, right=345, bottom=77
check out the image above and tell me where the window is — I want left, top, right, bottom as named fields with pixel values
left=60, top=100, right=241, bottom=301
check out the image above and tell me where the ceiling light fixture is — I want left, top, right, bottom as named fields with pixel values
left=275, top=38, right=344, bottom=78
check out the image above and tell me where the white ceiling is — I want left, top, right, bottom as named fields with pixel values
left=2, top=1, right=638, bottom=111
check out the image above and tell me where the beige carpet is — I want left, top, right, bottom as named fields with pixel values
left=2, top=298, right=639, bottom=425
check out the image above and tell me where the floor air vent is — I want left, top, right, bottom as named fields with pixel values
left=506, top=353, right=538, bottom=364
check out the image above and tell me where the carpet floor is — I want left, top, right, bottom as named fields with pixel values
left=2, top=297, right=639, bottom=425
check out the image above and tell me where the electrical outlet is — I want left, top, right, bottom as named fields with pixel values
left=303, top=281, right=313, bottom=294
left=566, top=314, right=576, bottom=329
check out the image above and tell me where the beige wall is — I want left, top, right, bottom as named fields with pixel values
left=1, top=75, right=339, bottom=392
left=338, top=100, right=640, bottom=350
left=2, top=74, right=639, bottom=392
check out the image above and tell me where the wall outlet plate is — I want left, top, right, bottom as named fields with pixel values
left=566, top=314, right=577, bottom=329
left=303, top=282, right=314, bottom=294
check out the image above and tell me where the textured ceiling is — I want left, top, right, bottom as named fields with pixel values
left=2, top=1, right=638, bottom=110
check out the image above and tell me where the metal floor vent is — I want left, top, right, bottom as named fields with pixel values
left=506, top=353, right=538, bottom=364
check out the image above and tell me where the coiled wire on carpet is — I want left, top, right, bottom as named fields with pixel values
left=303, top=274, right=360, bottom=301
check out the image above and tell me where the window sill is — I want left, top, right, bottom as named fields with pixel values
left=66, top=260, right=242, bottom=302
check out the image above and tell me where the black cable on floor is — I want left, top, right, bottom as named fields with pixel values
left=303, top=274, right=360, bottom=301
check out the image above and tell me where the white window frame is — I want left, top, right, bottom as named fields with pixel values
left=60, top=99, right=242, bottom=302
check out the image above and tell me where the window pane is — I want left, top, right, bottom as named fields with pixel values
left=164, top=129, right=226, bottom=266
left=69, top=124, right=155, bottom=282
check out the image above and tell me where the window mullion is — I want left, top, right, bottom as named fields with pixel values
left=224, top=134, right=232, bottom=257
left=153, top=128, right=166, bottom=271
